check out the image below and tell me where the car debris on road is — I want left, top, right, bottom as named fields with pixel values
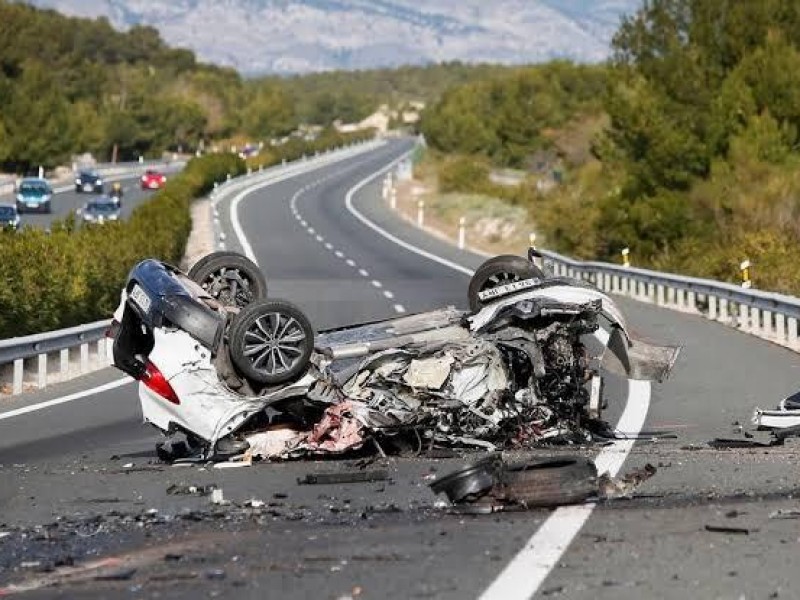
left=109, top=250, right=680, bottom=463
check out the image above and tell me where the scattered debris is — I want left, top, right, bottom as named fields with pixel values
left=708, top=438, right=778, bottom=449
left=704, top=525, right=750, bottom=535
left=210, top=489, right=228, bottom=506
left=297, top=470, right=390, bottom=486
left=94, top=568, right=137, bottom=581
left=166, top=484, right=218, bottom=496
left=598, top=464, right=657, bottom=499
left=431, top=455, right=658, bottom=509
left=769, top=509, right=800, bottom=520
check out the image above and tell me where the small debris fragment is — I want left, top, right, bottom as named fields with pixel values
left=244, top=499, right=265, bottom=508
left=166, top=484, right=218, bottom=496
left=599, top=464, right=657, bottom=499
left=297, top=470, right=389, bottom=485
left=769, top=509, right=800, bottom=520
left=210, top=489, right=228, bottom=505
left=122, top=463, right=134, bottom=469
left=205, top=569, right=226, bottom=580
left=705, top=525, right=750, bottom=535
left=95, top=568, right=137, bottom=581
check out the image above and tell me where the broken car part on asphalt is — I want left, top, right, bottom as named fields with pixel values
left=428, top=454, right=657, bottom=509
left=109, top=250, right=680, bottom=462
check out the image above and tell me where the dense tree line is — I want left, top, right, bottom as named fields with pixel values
left=421, top=0, right=800, bottom=293
left=421, top=62, right=607, bottom=167
left=0, top=1, right=515, bottom=173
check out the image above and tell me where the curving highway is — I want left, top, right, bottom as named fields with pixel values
left=2, top=139, right=800, bottom=598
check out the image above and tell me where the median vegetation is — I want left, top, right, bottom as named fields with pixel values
left=0, top=130, right=374, bottom=338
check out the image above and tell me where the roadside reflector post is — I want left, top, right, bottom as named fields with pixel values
left=38, top=165, right=44, bottom=179
left=226, top=173, right=232, bottom=181
left=247, top=167, right=252, bottom=176
left=417, top=200, right=425, bottom=227
left=621, top=247, right=631, bottom=268
left=390, top=188, right=397, bottom=210
left=740, top=259, right=752, bottom=289
left=458, top=216, right=466, bottom=250
left=37, top=353, right=46, bottom=389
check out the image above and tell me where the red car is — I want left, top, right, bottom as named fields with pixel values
left=140, top=170, right=167, bottom=190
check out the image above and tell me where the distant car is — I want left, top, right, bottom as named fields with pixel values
left=75, top=170, right=104, bottom=194
left=81, top=197, right=121, bottom=224
left=16, top=178, right=53, bottom=213
left=0, top=203, right=20, bottom=230
left=141, top=170, right=166, bottom=190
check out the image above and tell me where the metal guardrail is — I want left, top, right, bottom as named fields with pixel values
left=539, top=249, right=800, bottom=350
left=0, top=320, right=112, bottom=395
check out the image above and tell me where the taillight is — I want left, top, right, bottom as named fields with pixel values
left=142, top=361, right=180, bottom=405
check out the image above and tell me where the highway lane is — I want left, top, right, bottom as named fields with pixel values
left=3, top=167, right=181, bottom=230
left=1, top=140, right=800, bottom=598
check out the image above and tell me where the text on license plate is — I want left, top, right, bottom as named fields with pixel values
left=477, top=278, right=540, bottom=301
left=129, top=284, right=151, bottom=313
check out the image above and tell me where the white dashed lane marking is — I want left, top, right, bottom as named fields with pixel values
left=288, top=156, right=405, bottom=318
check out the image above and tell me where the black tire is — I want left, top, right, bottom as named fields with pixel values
left=228, top=299, right=314, bottom=385
left=188, top=252, right=267, bottom=308
left=494, top=457, right=598, bottom=508
left=44, top=201, right=51, bottom=214
left=468, top=254, right=545, bottom=312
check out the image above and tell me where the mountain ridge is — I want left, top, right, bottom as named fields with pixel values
left=25, top=0, right=641, bottom=74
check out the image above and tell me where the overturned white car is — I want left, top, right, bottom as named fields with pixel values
left=110, top=251, right=679, bottom=461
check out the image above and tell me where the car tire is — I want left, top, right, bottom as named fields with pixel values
left=44, top=202, right=51, bottom=214
left=16, top=204, right=23, bottom=214
left=467, top=254, right=545, bottom=312
left=228, top=299, right=314, bottom=385
left=75, top=186, right=81, bottom=194
left=188, top=252, right=267, bottom=308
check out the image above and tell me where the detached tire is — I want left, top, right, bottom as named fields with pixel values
left=468, top=254, right=545, bottom=312
left=493, top=457, right=598, bottom=508
left=228, top=299, right=314, bottom=385
left=188, top=252, right=266, bottom=308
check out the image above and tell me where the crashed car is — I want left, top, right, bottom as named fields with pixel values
left=110, top=250, right=679, bottom=461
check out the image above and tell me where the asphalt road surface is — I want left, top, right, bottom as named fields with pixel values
left=2, top=139, right=800, bottom=599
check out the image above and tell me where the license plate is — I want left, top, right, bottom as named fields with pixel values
left=477, top=278, right=540, bottom=301
left=83, top=184, right=93, bottom=191
left=129, top=284, right=151, bottom=313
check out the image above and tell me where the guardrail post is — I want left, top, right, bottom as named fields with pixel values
left=776, top=312, right=786, bottom=345
left=60, top=348, right=69, bottom=374
left=80, top=343, right=89, bottom=374
left=13, top=359, right=23, bottom=395
left=458, top=217, right=466, bottom=250
left=719, top=298, right=729, bottom=323
left=708, top=295, right=717, bottom=320
left=762, top=310, right=774, bottom=340
left=417, top=200, right=425, bottom=227
left=789, top=317, right=799, bottom=349
left=37, top=353, right=47, bottom=389
left=96, top=339, right=106, bottom=364
left=612, top=275, right=619, bottom=294
left=686, top=290, right=697, bottom=313
left=656, top=284, right=665, bottom=306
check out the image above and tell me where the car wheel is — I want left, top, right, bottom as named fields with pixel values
left=492, top=458, right=598, bottom=508
left=44, top=202, right=51, bottom=214
left=228, top=299, right=314, bottom=385
left=75, top=186, right=81, bottom=194
left=16, top=204, right=23, bottom=214
left=188, top=252, right=267, bottom=308
left=467, top=254, right=545, bottom=312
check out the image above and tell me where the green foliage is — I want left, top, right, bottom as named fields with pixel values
left=0, top=132, right=366, bottom=337
left=421, top=62, right=608, bottom=167
left=0, top=152, right=244, bottom=337
left=438, top=155, right=492, bottom=194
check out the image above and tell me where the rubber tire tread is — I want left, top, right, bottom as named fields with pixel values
left=468, top=254, right=545, bottom=312
left=494, top=457, right=597, bottom=508
left=228, top=298, right=314, bottom=385
left=188, top=252, right=267, bottom=306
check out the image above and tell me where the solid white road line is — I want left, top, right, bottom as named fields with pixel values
left=344, top=150, right=474, bottom=277
left=0, top=377, right=132, bottom=421
left=341, top=156, right=650, bottom=599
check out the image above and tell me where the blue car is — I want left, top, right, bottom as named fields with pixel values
left=0, top=203, right=20, bottom=230
left=16, top=178, right=52, bottom=213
